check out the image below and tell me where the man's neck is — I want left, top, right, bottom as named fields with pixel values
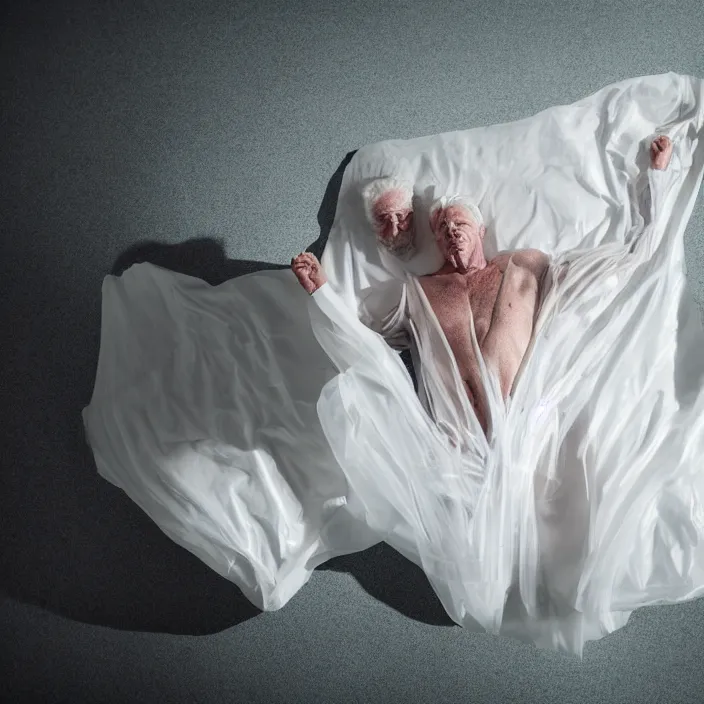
left=434, top=260, right=487, bottom=276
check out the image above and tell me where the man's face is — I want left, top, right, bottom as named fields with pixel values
left=435, top=205, right=484, bottom=273
left=372, top=190, right=414, bottom=251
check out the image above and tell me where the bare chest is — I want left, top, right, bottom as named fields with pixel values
left=466, top=265, right=503, bottom=341
left=420, top=265, right=503, bottom=346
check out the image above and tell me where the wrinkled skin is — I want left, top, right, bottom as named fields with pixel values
left=371, top=188, right=415, bottom=256
left=431, top=204, right=488, bottom=274
left=422, top=205, right=549, bottom=434
left=291, top=137, right=673, bottom=436
left=373, top=189, right=414, bottom=239
left=291, top=252, right=327, bottom=295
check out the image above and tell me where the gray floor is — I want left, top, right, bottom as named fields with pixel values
left=2, top=1, right=704, bottom=702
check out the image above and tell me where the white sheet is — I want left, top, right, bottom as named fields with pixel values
left=83, top=72, right=704, bottom=654
left=83, top=267, right=379, bottom=611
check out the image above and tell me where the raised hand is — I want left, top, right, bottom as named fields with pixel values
left=291, top=252, right=328, bottom=295
left=650, top=135, right=673, bottom=171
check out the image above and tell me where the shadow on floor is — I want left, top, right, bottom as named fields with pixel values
left=319, top=544, right=454, bottom=627
left=108, top=148, right=359, bottom=284
left=309, top=149, right=357, bottom=260
left=0, top=263, right=265, bottom=634
left=2, top=148, right=450, bottom=634
left=110, top=238, right=289, bottom=283
left=1, top=243, right=274, bottom=635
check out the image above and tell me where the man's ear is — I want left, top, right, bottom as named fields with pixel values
left=479, top=224, right=486, bottom=239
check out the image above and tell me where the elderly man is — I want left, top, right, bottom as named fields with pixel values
left=293, top=136, right=674, bottom=435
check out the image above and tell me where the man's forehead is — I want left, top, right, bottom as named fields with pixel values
left=443, top=204, right=473, bottom=221
left=373, top=189, right=411, bottom=214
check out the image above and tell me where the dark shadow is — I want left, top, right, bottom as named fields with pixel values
left=107, top=152, right=433, bottom=627
left=1, top=452, right=264, bottom=635
left=1, top=235, right=283, bottom=635
left=111, top=237, right=288, bottom=284
left=308, top=150, right=357, bottom=259
left=319, top=543, right=454, bottom=627
left=1, top=148, right=441, bottom=637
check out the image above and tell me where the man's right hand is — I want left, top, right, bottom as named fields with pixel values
left=292, top=252, right=328, bottom=295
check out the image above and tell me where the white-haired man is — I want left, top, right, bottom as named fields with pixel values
left=292, top=136, right=674, bottom=435
left=420, top=196, right=549, bottom=432
left=361, top=176, right=416, bottom=259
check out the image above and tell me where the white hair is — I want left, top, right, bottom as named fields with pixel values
left=429, top=195, right=484, bottom=229
left=361, top=177, right=414, bottom=228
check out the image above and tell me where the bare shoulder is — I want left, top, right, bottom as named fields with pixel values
left=511, top=248, right=549, bottom=265
left=492, top=249, right=549, bottom=274
left=490, top=252, right=513, bottom=272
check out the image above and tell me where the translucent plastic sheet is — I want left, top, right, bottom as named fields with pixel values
left=84, top=73, right=704, bottom=654
left=83, top=268, right=379, bottom=611
left=313, top=72, right=704, bottom=653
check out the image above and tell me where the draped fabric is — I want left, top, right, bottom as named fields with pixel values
left=84, top=73, right=704, bottom=653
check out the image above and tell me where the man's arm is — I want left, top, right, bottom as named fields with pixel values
left=482, top=250, right=550, bottom=400
left=628, top=135, right=678, bottom=256
left=491, top=252, right=513, bottom=272
left=492, top=250, right=549, bottom=277
left=511, top=250, right=551, bottom=287
left=292, top=251, right=413, bottom=350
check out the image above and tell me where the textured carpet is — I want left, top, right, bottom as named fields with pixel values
left=2, top=1, right=704, bottom=702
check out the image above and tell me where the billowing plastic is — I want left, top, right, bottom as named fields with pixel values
left=83, top=73, right=704, bottom=654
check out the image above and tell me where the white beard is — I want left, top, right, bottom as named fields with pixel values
left=377, top=228, right=416, bottom=261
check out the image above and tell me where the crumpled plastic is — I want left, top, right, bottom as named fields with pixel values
left=84, top=72, right=704, bottom=654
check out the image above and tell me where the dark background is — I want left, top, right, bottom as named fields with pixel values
left=2, top=1, right=704, bottom=702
